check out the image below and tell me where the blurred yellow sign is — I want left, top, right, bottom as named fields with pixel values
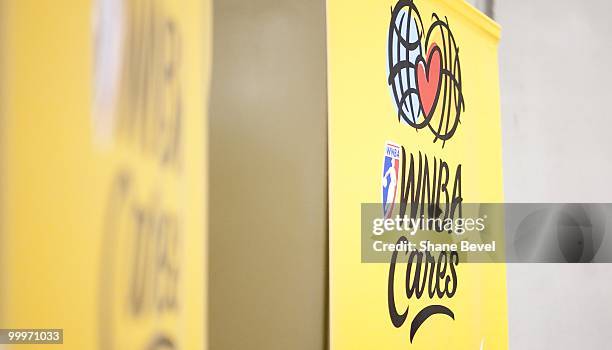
left=0, top=0, right=210, bottom=348
left=327, top=0, right=508, bottom=348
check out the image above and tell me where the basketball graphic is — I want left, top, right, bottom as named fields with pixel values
left=387, top=2, right=423, bottom=124
left=388, top=0, right=464, bottom=145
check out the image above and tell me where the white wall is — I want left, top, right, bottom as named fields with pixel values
left=496, top=0, right=612, bottom=348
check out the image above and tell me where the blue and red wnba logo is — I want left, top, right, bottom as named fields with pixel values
left=382, top=142, right=401, bottom=218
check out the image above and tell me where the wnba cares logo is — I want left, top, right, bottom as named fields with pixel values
left=387, top=0, right=464, bottom=145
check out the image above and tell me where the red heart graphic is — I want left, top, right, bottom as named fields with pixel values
left=416, top=44, right=442, bottom=118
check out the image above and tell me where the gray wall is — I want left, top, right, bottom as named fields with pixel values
left=467, top=0, right=494, bottom=17
left=208, top=0, right=327, bottom=349
left=496, top=0, right=612, bottom=348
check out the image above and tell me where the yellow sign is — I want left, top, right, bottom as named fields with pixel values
left=0, top=0, right=210, bottom=348
left=327, top=0, right=507, bottom=348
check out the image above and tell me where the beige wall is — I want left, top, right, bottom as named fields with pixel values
left=208, top=0, right=328, bottom=349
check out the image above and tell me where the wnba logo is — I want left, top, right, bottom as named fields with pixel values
left=382, top=142, right=401, bottom=218
left=387, top=0, right=464, bottom=145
